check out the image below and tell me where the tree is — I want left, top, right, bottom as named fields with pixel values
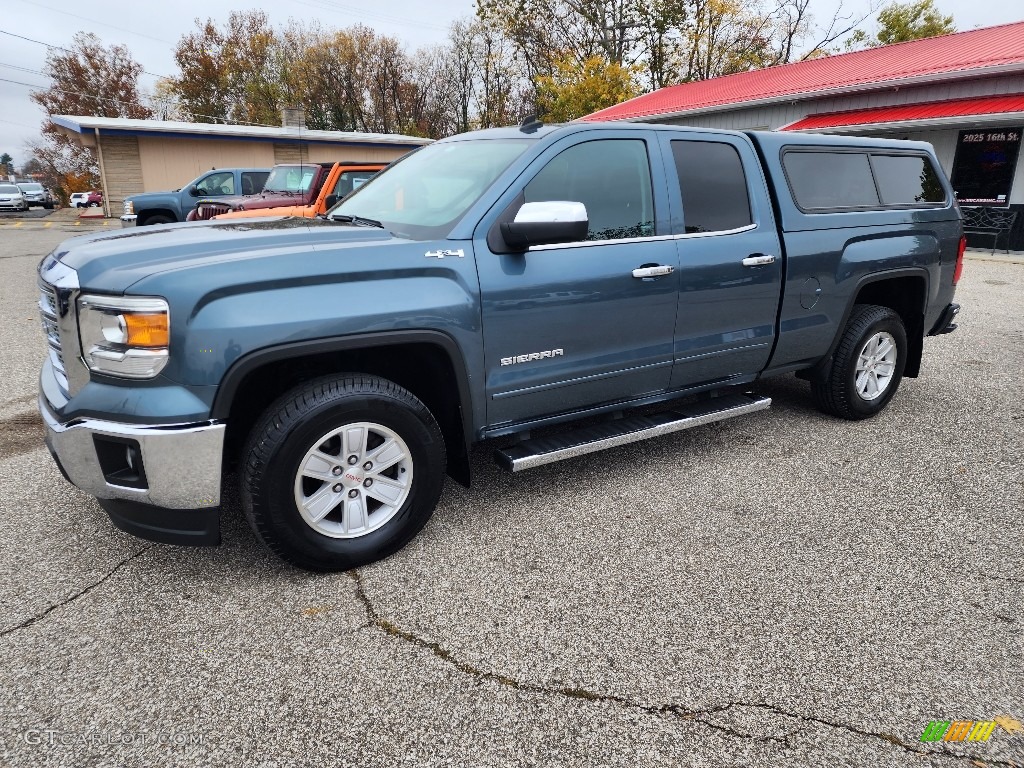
left=29, top=32, right=152, bottom=202
left=172, top=11, right=282, bottom=125
left=477, top=0, right=868, bottom=93
left=846, top=0, right=954, bottom=49
left=0, top=153, right=13, bottom=177
left=536, top=55, right=639, bottom=121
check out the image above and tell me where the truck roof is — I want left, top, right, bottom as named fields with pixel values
left=442, top=121, right=937, bottom=156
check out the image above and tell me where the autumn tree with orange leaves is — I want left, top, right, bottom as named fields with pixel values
left=29, top=32, right=152, bottom=203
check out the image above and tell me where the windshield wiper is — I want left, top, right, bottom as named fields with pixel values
left=329, top=214, right=384, bottom=228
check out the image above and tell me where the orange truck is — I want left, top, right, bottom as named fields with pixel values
left=212, top=163, right=385, bottom=221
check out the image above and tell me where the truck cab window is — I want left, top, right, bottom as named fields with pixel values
left=671, top=140, right=752, bottom=233
left=197, top=172, right=234, bottom=196
left=524, top=139, right=655, bottom=241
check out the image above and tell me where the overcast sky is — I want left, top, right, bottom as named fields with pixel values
left=1, top=0, right=1020, bottom=164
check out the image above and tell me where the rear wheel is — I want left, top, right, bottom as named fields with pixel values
left=241, top=374, right=446, bottom=571
left=812, top=304, right=907, bottom=420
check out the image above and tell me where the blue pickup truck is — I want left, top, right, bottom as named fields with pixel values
left=120, top=167, right=270, bottom=227
left=39, top=122, right=963, bottom=570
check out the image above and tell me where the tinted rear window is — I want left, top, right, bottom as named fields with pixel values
left=671, top=140, right=752, bottom=233
left=870, top=154, right=946, bottom=205
left=783, top=152, right=879, bottom=210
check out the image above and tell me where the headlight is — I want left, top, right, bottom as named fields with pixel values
left=77, top=295, right=170, bottom=378
left=124, top=200, right=134, bottom=215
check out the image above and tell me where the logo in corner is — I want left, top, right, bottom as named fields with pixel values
left=920, top=715, right=1020, bottom=743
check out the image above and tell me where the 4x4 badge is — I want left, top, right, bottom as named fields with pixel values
left=425, top=249, right=464, bottom=259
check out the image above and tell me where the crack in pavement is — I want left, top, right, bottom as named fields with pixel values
left=967, top=569, right=1024, bottom=586
left=350, top=569, right=1019, bottom=766
left=1, top=544, right=156, bottom=638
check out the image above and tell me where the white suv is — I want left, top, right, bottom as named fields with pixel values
left=69, top=192, right=90, bottom=208
left=0, top=183, right=27, bottom=211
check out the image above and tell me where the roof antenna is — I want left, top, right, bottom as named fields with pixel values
left=519, top=114, right=543, bottom=133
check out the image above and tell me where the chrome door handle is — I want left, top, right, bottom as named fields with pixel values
left=632, top=265, right=674, bottom=278
left=742, top=254, right=775, bottom=267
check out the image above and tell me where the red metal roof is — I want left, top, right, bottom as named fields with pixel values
left=782, top=93, right=1024, bottom=130
left=583, top=21, right=1024, bottom=122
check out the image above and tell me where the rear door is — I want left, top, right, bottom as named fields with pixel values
left=658, top=134, right=783, bottom=388
left=475, top=131, right=679, bottom=427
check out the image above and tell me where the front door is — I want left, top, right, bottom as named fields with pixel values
left=476, top=134, right=679, bottom=428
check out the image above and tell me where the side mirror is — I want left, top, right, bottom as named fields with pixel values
left=189, top=185, right=200, bottom=197
left=500, top=201, right=588, bottom=251
left=324, top=194, right=339, bottom=209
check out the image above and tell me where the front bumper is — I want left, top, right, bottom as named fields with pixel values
left=39, top=395, right=225, bottom=545
left=119, top=214, right=137, bottom=228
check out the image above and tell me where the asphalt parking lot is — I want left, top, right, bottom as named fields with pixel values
left=0, top=227, right=1021, bottom=768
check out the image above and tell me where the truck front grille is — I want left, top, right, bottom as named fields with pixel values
left=195, top=203, right=230, bottom=220
left=38, top=281, right=69, bottom=393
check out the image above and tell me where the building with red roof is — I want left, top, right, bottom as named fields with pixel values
left=584, top=21, right=1024, bottom=249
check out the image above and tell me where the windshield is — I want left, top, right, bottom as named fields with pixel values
left=329, top=139, right=532, bottom=239
left=0, top=185, right=19, bottom=193
left=18, top=183, right=42, bottom=192
left=264, top=165, right=318, bottom=193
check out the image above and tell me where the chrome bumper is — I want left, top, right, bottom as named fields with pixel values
left=39, top=395, right=225, bottom=509
left=119, top=214, right=137, bottom=228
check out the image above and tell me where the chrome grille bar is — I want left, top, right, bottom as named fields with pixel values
left=38, top=281, right=69, bottom=393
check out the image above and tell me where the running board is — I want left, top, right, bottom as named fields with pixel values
left=494, top=393, right=771, bottom=473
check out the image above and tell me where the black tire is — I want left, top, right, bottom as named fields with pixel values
left=143, top=214, right=172, bottom=226
left=240, top=374, right=446, bottom=571
left=812, top=304, right=907, bottom=420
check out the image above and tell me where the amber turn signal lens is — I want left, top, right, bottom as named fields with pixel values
left=124, top=313, right=169, bottom=347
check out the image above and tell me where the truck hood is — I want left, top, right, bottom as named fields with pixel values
left=51, top=217, right=399, bottom=293
left=204, top=190, right=308, bottom=210
left=215, top=203, right=315, bottom=220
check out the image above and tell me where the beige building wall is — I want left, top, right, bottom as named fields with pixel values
left=96, top=135, right=144, bottom=213
left=137, top=137, right=275, bottom=192
left=299, top=142, right=411, bottom=164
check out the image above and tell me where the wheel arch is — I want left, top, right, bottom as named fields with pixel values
left=213, top=331, right=474, bottom=487
left=814, top=268, right=928, bottom=380
left=137, top=208, right=178, bottom=226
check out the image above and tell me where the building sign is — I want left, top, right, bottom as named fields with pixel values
left=951, top=129, right=1021, bottom=206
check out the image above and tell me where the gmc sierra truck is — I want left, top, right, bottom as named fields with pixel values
left=38, top=122, right=963, bottom=571
left=121, top=168, right=270, bottom=227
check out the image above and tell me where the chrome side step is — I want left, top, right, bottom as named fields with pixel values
left=493, top=393, right=771, bottom=472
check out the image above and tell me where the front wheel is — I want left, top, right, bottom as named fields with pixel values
left=812, top=304, right=908, bottom=420
left=240, top=374, right=446, bottom=571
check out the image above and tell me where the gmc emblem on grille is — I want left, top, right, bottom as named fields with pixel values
left=500, top=349, right=564, bottom=366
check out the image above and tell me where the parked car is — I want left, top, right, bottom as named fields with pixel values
left=69, top=191, right=102, bottom=208
left=16, top=182, right=55, bottom=209
left=186, top=162, right=381, bottom=221
left=0, top=183, right=27, bottom=211
left=121, top=168, right=270, bottom=227
left=37, top=122, right=964, bottom=571
left=212, top=163, right=385, bottom=221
